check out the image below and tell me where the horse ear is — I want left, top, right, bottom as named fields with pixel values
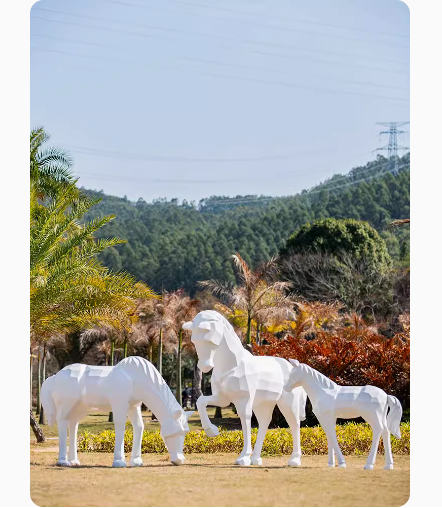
left=289, top=359, right=300, bottom=367
left=173, top=409, right=182, bottom=420
left=182, top=321, right=193, bottom=330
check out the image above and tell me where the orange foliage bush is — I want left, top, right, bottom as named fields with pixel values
left=253, top=320, right=410, bottom=409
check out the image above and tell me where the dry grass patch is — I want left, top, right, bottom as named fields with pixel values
left=30, top=450, right=409, bottom=507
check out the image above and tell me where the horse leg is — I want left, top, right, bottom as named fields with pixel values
left=128, top=405, right=144, bottom=467
left=278, top=398, right=302, bottom=467
left=235, top=398, right=253, bottom=466
left=196, top=394, right=230, bottom=437
left=112, top=402, right=129, bottom=467
left=364, top=415, right=383, bottom=470
left=250, top=404, right=273, bottom=466
left=68, top=420, right=80, bottom=466
left=327, top=442, right=336, bottom=467
left=320, top=414, right=346, bottom=468
left=56, top=418, right=70, bottom=466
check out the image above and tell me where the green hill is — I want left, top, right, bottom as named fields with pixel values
left=83, top=154, right=410, bottom=294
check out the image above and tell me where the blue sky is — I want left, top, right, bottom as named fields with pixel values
left=30, top=0, right=409, bottom=202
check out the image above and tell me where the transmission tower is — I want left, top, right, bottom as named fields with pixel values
left=374, top=122, right=409, bottom=175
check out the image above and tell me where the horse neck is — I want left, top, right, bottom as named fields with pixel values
left=138, top=369, right=181, bottom=424
left=213, top=332, right=248, bottom=373
left=299, top=371, right=326, bottom=408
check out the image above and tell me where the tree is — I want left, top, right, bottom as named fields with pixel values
left=161, top=292, right=200, bottom=406
left=280, top=250, right=396, bottom=319
left=29, top=129, right=157, bottom=440
left=30, top=127, right=75, bottom=199
left=199, top=253, right=291, bottom=344
left=281, top=218, right=392, bottom=272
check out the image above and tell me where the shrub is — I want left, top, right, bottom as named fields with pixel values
left=77, top=422, right=409, bottom=456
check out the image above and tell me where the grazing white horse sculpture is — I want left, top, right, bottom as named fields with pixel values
left=284, top=359, right=403, bottom=470
left=182, top=310, right=307, bottom=467
left=41, top=356, right=193, bottom=467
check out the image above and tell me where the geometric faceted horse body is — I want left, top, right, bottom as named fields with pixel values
left=183, top=310, right=307, bottom=467
left=41, top=356, right=193, bottom=467
left=284, top=359, right=403, bottom=470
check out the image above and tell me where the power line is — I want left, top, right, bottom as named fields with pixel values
left=31, top=8, right=409, bottom=69
left=31, top=47, right=410, bottom=103
left=163, top=0, right=410, bottom=39
left=100, top=0, right=410, bottom=47
left=31, top=15, right=410, bottom=78
left=31, top=33, right=408, bottom=92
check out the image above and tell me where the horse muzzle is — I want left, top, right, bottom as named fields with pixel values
left=198, top=360, right=214, bottom=373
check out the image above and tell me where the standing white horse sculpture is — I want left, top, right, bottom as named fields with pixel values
left=284, top=359, right=403, bottom=470
left=182, top=310, right=307, bottom=467
left=41, top=356, right=193, bottom=467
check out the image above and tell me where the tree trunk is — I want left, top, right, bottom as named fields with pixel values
left=30, top=410, right=46, bottom=443
left=157, top=327, right=163, bottom=375
left=36, top=348, right=41, bottom=415
left=193, top=361, right=202, bottom=405
left=109, top=338, right=115, bottom=423
left=215, top=406, right=222, bottom=418
left=256, top=323, right=260, bottom=345
left=246, top=314, right=252, bottom=344
left=124, top=338, right=128, bottom=358
left=39, top=343, right=47, bottom=425
left=30, top=349, right=33, bottom=409
left=149, top=343, right=153, bottom=363
left=176, top=329, right=182, bottom=406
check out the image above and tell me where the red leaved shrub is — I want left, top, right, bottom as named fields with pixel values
left=253, top=324, right=410, bottom=409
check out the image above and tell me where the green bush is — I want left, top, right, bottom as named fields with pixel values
left=78, top=422, right=409, bottom=456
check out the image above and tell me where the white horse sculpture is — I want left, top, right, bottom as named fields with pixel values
left=284, top=359, right=403, bottom=470
left=41, top=356, right=193, bottom=467
left=182, top=310, right=307, bottom=467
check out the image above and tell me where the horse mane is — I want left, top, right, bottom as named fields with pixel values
left=201, top=310, right=247, bottom=350
left=300, top=363, right=338, bottom=390
left=120, top=356, right=182, bottom=416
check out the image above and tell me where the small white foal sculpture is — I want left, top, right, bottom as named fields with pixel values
left=41, top=356, right=193, bottom=467
left=183, top=310, right=307, bottom=467
left=284, top=359, right=403, bottom=470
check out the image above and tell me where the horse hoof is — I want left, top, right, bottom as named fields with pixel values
left=235, top=456, right=251, bottom=466
left=69, top=460, right=81, bottom=467
left=56, top=460, right=71, bottom=467
left=288, top=457, right=301, bottom=467
left=130, top=458, right=143, bottom=467
left=363, top=464, right=374, bottom=470
left=112, top=459, right=127, bottom=468
left=338, top=462, right=347, bottom=468
left=204, top=425, right=219, bottom=438
left=251, top=457, right=262, bottom=466
left=328, top=463, right=336, bottom=468
left=384, top=464, right=394, bottom=470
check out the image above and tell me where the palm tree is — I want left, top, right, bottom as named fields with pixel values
left=29, top=129, right=158, bottom=440
left=161, top=291, right=200, bottom=406
left=30, top=127, right=75, bottom=199
left=31, top=182, right=157, bottom=340
left=199, top=253, right=291, bottom=344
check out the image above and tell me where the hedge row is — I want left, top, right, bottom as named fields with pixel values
left=78, top=422, right=410, bottom=456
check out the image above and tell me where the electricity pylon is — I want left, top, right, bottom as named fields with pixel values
left=374, top=122, right=409, bottom=175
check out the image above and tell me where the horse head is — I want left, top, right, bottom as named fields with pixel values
left=160, top=409, right=194, bottom=466
left=183, top=310, right=229, bottom=373
left=284, top=359, right=302, bottom=391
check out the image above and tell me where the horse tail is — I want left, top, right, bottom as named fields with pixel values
left=41, top=375, right=56, bottom=427
left=386, top=395, right=402, bottom=439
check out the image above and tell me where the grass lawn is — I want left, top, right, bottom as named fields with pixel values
left=30, top=449, right=410, bottom=507
left=31, top=410, right=409, bottom=506
left=30, top=407, right=239, bottom=441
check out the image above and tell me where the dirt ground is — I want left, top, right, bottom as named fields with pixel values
left=30, top=449, right=410, bottom=507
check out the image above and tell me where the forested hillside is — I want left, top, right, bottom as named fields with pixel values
left=84, top=154, right=410, bottom=294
